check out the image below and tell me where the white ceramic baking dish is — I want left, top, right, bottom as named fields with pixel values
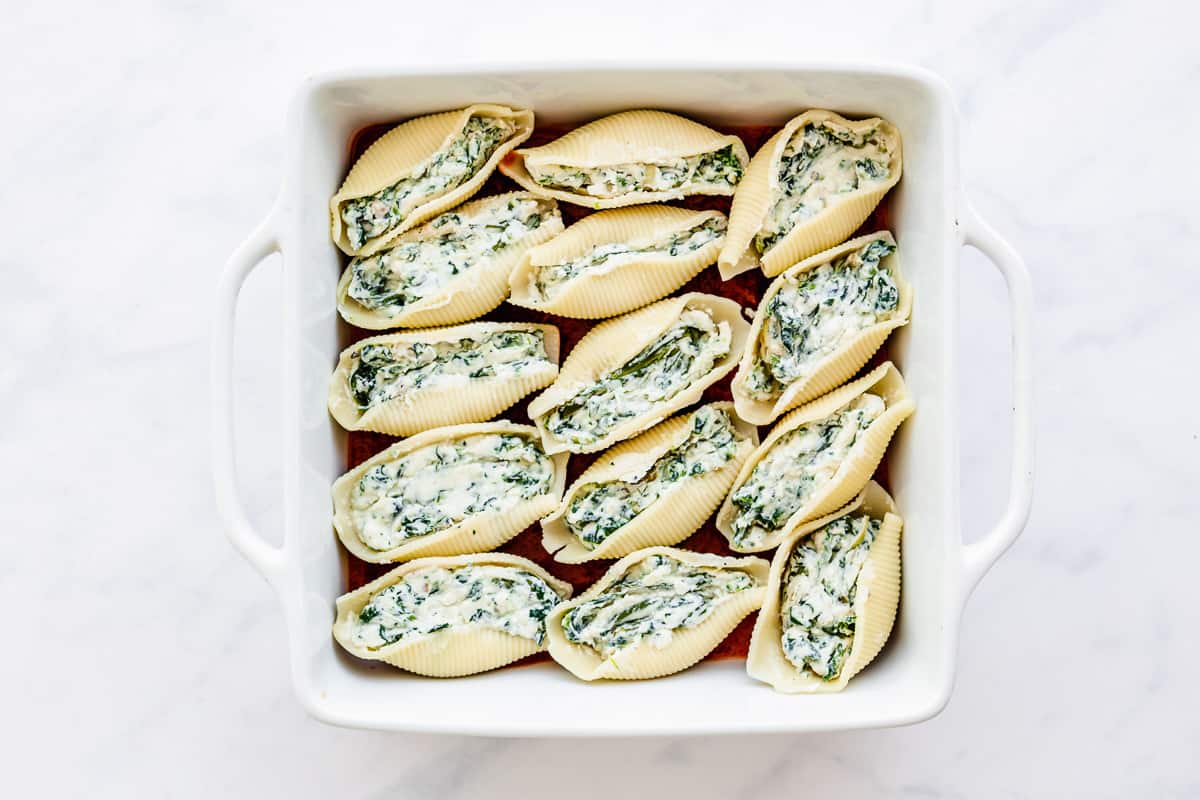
left=212, top=63, right=1033, bottom=736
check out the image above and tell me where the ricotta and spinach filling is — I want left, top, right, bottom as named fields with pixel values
left=729, top=393, right=885, bottom=549
left=529, top=145, right=743, bottom=199
left=351, top=564, right=564, bottom=650
left=745, top=238, right=899, bottom=400
left=565, top=406, right=743, bottom=549
left=540, top=309, right=731, bottom=448
left=350, top=433, right=553, bottom=551
left=348, top=329, right=549, bottom=412
left=755, top=122, right=894, bottom=254
left=340, top=115, right=517, bottom=250
left=780, top=513, right=879, bottom=680
left=560, top=554, right=757, bottom=657
left=346, top=196, right=552, bottom=318
left=533, top=216, right=726, bottom=301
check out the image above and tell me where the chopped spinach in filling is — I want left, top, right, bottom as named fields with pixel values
left=745, top=238, right=899, bottom=400
left=560, top=553, right=756, bottom=657
left=533, top=216, right=726, bottom=301
left=541, top=309, right=731, bottom=448
left=755, top=122, right=893, bottom=254
left=340, top=115, right=517, bottom=250
left=350, top=433, right=553, bottom=551
left=530, top=144, right=743, bottom=199
left=729, top=393, right=885, bottom=549
left=346, top=196, right=552, bottom=318
left=565, top=406, right=743, bottom=549
left=352, top=564, right=564, bottom=650
left=348, top=329, right=549, bottom=412
left=780, top=514, right=879, bottom=680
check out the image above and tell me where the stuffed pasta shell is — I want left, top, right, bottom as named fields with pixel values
left=331, top=104, right=534, bottom=256
left=327, top=322, right=560, bottom=436
left=508, top=205, right=726, bottom=319
left=746, top=481, right=901, bottom=692
left=527, top=292, right=750, bottom=454
left=332, top=422, right=567, bottom=563
left=716, top=362, right=913, bottom=552
left=501, top=110, right=748, bottom=209
left=720, top=110, right=901, bottom=278
left=541, top=403, right=756, bottom=563
left=333, top=553, right=573, bottom=677
left=546, top=548, right=768, bottom=681
left=337, top=192, right=562, bottom=329
left=732, top=231, right=912, bottom=424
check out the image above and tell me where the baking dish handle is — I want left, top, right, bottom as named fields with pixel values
left=211, top=208, right=286, bottom=587
left=959, top=204, right=1034, bottom=597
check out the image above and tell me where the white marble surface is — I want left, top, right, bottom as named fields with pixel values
left=2, top=0, right=1197, bottom=795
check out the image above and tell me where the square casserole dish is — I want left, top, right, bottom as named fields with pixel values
left=212, top=63, right=1033, bottom=736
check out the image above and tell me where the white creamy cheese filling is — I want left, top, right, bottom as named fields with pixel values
left=348, top=329, right=549, bottom=412
left=729, top=393, right=885, bottom=549
left=352, top=564, right=564, bottom=650
left=746, top=238, right=899, bottom=400
left=350, top=433, right=553, bottom=551
left=541, top=308, right=731, bottom=448
left=755, top=122, right=894, bottom=254
left=340, top=115, right=516, bottom=249
left=347, top=196, right=552, bottom=317
left=565, top=406, right=742, bottom=549
left=529, top=144, right=743, bottom=199
left=532, top=216, right=726, bottom=301
left=780, top=513, right=879, bottom=680
left=560, top=553, right=757, bottom=657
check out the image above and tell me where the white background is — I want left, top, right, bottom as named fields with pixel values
left=2, top=0, right=1197, bottom=796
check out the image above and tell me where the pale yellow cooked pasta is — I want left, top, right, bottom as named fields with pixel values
left=746, top=481, right=902, bottom=692
left=327, top=322, right=560, bottom=436
left=720, top=110, right=902, bottom=278
left=716, top=362, right=914, bottom=553
left=508, top=205, right=726, bottom=319
left=331, top=421, right=568, bottom=564
left=333, top=552, right=573, bottom=677
left=527, top=292, right=751, bottom=455
left=501, top=110, right=748, bottom=209
left=331, top=104, right=534, bottom=256
left=546, top=547, right=769, bottom=681
left=540, top=402, right=757, bottom=563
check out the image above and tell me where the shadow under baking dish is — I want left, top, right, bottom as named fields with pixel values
left=338, top=121, right=897, bottom=670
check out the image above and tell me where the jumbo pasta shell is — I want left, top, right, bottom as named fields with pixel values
left=332, top=553, right=573, bottom=677
left=527, top=292, right=752, bottom=454
left=545, top=547, right=769, bottom=681
left=500, top=110, right=749, bottom=209
left=715, top=361, right=914, bottom=552
left=336, top=192, right=563, bottom=330
left=327, top=322, right=560, bottom=436
left=732, top=231, right=913, bottom=425
left=508, top=205, right=725, bottom=319
left=332, top=421, right=568, bottom=563
left=719, top=110, right=902, bottom=278
left=746, top=481, right=901, bottom=692
left=540, top=402, right=757, bottom=563
left=330, top=104, right=534, bottom=256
